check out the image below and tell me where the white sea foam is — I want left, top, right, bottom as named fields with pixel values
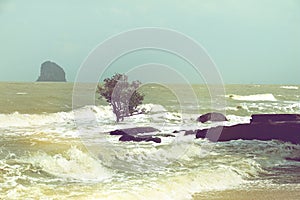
left=16, top=92, right=28, bottom=95
left=226, top=93, right=277, bottom=101
left=273, top=102, right=300, bottom=113
left=0, top=111, right=74, bottom=128
left=226, top=115, right=251, bottom=124
left=88, top=168, right=246, bottom=200
left=27, top=146, right=112, bottom=182
left=280, top=86, right=299, bottom=90
left=0, top=104, right=180, bottom=129
left=137, top=103, right=167, bottom=113
left=2, top=136, right=300, bottom=200
left=87, top=140, right=289, bottom=200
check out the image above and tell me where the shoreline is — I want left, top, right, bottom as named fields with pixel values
left=193, top=185, right=300, bottom=200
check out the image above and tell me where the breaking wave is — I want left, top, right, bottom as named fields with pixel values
left=280, top=86, right=299, bottom=90
left=27, top=146, right=112, bottom=182
left=2, top=139, right=300, bottom=200
left=226, top=93, right=277, bottom=101
left=2, top=101, right=300, bottom=199
left=0, top=104, right=175, bottom=129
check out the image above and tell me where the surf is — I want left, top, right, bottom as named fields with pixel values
left=226, top=93, right=277, bottom=101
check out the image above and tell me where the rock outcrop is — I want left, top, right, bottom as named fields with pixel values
left=197, top=112, right=228, bottom=123
left=36, top=61, right=66, bottom=82
left=195, top=114, right=300, bottom=144
left=110, top=127, right=159, bottom=136
left=109, top=114, right=300, bottom=144
left=250, top=114, right=300, bottom=123
left=109, top=127, right=161, bottom=143
left=119, top=134, right=161, bottom=143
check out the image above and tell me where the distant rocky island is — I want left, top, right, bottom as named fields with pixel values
left=36, top=61, right=67, bottom=82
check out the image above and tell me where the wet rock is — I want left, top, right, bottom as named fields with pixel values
left=184, top=130, right=196, bottom=135
left=110, top=127, right=159, bottom=136
left=285, top=157, right=300, bottom=162
left=195, top=114, right=300, bottom=144
left=110, top=127, right=161, bottom=143
left=250, top=114, right=300, bottom=124
left=155, top=133, right=175, bottom=137
left=197, top=112, right=228, bottom=123
left=119, top=134, right=161, bottom=143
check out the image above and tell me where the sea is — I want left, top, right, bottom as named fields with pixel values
left=1, top=82, right=300, bottom=200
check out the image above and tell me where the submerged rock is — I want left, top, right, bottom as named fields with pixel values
left=197, top=112, right=228, bottom=123
left=184, top=130, right=196, bottom=135
left=109, top=127, right=161, bottom=143
left=119, top=134, right=161, bottom=143
left=195, top=114, right=300, bottom=144
left=285, top=157, right=300, bottom=162
left=155, top=133, right=175, bottom=137
left=110, top=127, right=159, bottom=136
left=36, top=61, right=66, bottom=82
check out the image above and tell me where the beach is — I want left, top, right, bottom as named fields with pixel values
left=193, top=186, right=300, bottom=200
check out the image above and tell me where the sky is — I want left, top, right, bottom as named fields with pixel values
left=0, top=0, right=299, bottom=84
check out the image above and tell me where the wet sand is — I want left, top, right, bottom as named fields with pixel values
left=193, top=188, right=300, bottom=200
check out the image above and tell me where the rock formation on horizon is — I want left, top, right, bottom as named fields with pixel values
left=36, top=61, right=66, bottom=82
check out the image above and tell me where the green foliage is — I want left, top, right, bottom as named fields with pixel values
left=97, top=73, right=144, bottom=122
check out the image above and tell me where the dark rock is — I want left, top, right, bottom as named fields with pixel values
left=195, top=120, right=300, bottom=144
left=119, top=134, right=136, bottom=141
left=110, top=129, right=127, bottom=135
left=197, top=112, right=228, bottom=123
left=173, top=130, right=187, bottom=134
left=119, top=134, right=161, bottom=143
left=110, top=127, right=159, bottom=136
left=110, top=127, right=161, bottom=143
left=149, top=137, right=161, bottom=143
left=285, top=157, right=300, bottom=162
left=155, top=133, right=175, bottom=137
left=37, top=61, right=66, bottom=82
left=184, top=130, right=196, bottom=135
left=250, top=114, right=300, bottom=124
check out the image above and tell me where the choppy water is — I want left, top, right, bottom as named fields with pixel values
left=1, top=82, right=300, bottom=199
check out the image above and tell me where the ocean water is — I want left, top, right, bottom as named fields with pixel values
left=1, top=82, right=300, bottom=199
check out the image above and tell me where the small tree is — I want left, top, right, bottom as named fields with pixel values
left=97, top=73, right=144, bottom=122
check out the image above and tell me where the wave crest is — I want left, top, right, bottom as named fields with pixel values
left=226, top=93, right=277, bottom=101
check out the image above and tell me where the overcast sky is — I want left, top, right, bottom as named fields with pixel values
left=0, top=0, right=299, bottom=84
